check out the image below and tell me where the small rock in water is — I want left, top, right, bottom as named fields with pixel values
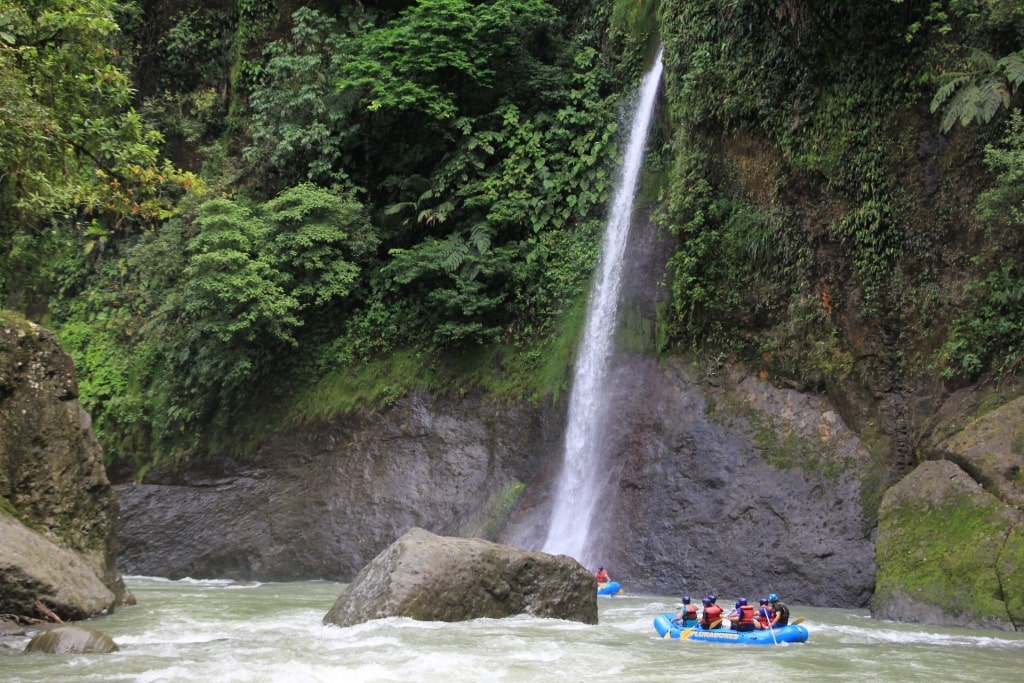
left=24, top=625, right=119, bottom=654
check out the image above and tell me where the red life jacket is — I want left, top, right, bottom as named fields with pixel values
left=684, top=604, right=699, bottom=619
left=595, top=570, right=609, bottom=583
left=703, top=604, right=723, bottom=626
left=757, top=607, right=773, bottom=628
left=737, top=604, right=755, bottom=625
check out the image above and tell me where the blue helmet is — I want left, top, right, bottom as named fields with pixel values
left=738, top=597, right=748, bottom=606
left=759, top=598, right=769, bottom=605
left=735, top=600, right=742, bottom=609
left=702, top=597, right=711, bottom=606
left=709, top=594, right=717, bottom=603
left=682, top=596, right=690, bottom=604
left=769, top=593, right=778, bottom=602
left=598, top=566, right=604, bottom=571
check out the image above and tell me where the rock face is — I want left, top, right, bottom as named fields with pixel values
left=502, top=358, right=881, bottom=608
left=0, top=312, right=129, bottom=620
left=116, top=391, right=559, bottom=581
left=323, top=527, right=597, bottom=626
left=872, top=459, right=1024, bottom=630
left=24, top=625, right=119, bottom=654
left=117, top=359, right=880, bottom=607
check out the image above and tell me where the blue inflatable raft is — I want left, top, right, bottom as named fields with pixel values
left=597, top=581, right=622, bottom=596
left=653, top=613, right=808, bottom=645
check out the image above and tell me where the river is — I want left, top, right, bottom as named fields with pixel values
left=3, top=577, right=1022, bottom=682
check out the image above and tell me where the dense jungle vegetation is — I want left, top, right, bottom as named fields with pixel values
left=1, top=0, right=1023, bottom=476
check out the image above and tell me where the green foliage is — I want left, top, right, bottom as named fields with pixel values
left=56, top=183, right=378, bottom=465
left=943, top=111, right=1024, bottom=379
left=245, top=7, right=353, bottom=189
left=663, top=181, right=808, bottom=352
left=976, top=108, right=1024, bottom=241
left=943, top=263, right=1024, bottom=378
left=26, top=0, right=643, bottom=470
left=0, top=0, right=196, bottom=307
left=607, top=0, right=660, bottom=79
left=657, top=0, right=935, bottom=362
left=156, top=7, right=233, bottom=93
left=931, top=49, right=1024, bottom=132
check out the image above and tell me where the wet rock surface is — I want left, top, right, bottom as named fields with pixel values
left=322, top=527, right=597, bottom=627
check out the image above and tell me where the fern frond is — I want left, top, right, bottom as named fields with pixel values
left=384, top=201, right=416, bottom=216
left=978, top=80, right=1005, bottom=125
left=468, top=222, right=491, bottom=254
left=931, top=74, right=970, bottom=113
left=440, top=235, right=467, bottom=273
left=969, top=48, right=997, bottom=71
left=998, top=50, right=1024, bottom=87
left=940, top=91, right=965, bottom=133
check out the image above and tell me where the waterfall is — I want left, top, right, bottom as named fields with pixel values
left=541, top=49, right=663, bottom=564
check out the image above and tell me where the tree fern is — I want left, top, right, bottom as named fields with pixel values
left=932, top=49, right=1024, bottom=133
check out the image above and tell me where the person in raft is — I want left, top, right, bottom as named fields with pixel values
left=768, top=593, right=790, bottom=627
left=699, top=596, right=723, bottom=629
left=724, top=597, right=758, bottom=632
left=595, top=566, right=609, bottom=584
left=756, top=598, right=774, bottom=629
left=671, top=595, right=699, bottom=627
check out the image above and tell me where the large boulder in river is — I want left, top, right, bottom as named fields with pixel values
left=0, top=514, right=117, bottom=619
left=0, top=312, right=130, bottom=620
left=871, top=459, right=1024, bottom=630
left=323, top=527, right=597, bottom=627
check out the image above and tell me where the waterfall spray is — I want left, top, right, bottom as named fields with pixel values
left=541, top=49, right=663, bottom=564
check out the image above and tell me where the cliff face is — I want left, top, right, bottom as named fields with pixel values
left=0, top=312, right=129, bottom=620
left=116, top=391, right=564, bottom=581
left=116, top=354, right=880, bottom=607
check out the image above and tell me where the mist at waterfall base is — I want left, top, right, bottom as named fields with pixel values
left=4, top=577, right=1023, bottom=682
left=538, top=50, right=664, bottom=568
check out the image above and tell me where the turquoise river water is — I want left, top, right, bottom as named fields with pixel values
left=2, top=577, right=1023, bottom=682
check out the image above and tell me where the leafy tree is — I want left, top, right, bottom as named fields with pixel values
left=246, top=2, right=619, bottom=350
left=59, top=183, right=378, bottom=462
left=0, top=0, right=193, bottom=308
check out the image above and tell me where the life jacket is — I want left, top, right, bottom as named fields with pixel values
left=595, top=570, right=609, bottom=583
left=772, top=601, right=790, bottom=626
left=757, top=607, right=773, bottom=628
left=737, top=604, right=755, bottom=625
left=703, top=604, right=723, bottom=627
left=684, top=604, right=699, bottom=620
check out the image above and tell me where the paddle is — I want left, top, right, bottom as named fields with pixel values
left=673, top=617, right=720, bottom=640
left=765, top=609, right=778, bottom=646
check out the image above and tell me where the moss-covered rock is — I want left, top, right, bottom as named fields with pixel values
left=0, top=311, right=130, bottom=620
left=934, top=393, right=1024, bottom=511
left=872, top=459, right=1022, bottom=630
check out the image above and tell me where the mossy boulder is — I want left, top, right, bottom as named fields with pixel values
left=0, top=312, right=130, bottom=620
left=933, top=394, right=1024, bottom=511
left=872, top=459, right=1023, bottom=630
